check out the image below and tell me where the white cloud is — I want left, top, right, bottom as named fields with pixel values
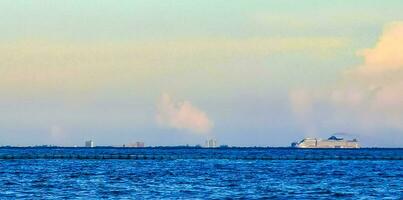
left=156, top=93, right=213, bottom=134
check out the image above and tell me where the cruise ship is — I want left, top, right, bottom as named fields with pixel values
left=292, top=136, right=360, bottom=148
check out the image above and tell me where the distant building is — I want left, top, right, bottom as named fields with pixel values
left=292, top=136, right=359, bottom=148
left=85, top=140, right=94, bottom=148
left=205, top=139, right=217, bottom=148
left=124, top=142, right=145, bottom=148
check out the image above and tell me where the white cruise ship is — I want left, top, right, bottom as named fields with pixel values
left=292, top=136, right=360, bottom=148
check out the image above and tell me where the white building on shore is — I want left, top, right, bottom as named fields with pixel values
left=205, top=139, right=217, bottom=148
left=123, top=142, right=145, bottom=148
left=85, top=140, right=94, bottom=148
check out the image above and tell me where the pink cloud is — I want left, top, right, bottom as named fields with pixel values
left=352, top=22, right=403, bottom=76
left=290, top=21, right=403, bottom=135
left=156, top=93, right=213, bottom=134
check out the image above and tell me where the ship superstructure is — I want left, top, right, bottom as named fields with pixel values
left=292, top=136, right=359, bottom=148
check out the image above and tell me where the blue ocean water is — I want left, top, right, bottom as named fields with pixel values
left=0, top=148, right=402, bottom=199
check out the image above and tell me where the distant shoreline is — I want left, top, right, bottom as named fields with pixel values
left=0, top=146, right=402, bottom=149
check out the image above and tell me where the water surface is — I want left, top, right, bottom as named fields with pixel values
left=0, top=148, right=402, bottom=199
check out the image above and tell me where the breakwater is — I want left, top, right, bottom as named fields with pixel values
left=0, top=153, right=402, bottom=160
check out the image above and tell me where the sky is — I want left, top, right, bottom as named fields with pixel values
left=1, top=0, right=403, bottom=147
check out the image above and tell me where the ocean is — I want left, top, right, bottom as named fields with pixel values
left=0, top=148, right=402, bottom=199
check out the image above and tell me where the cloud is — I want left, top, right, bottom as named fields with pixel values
left=0, top=36, right=347, bottom=96
left=156, top=93, right=213, bottom=134
left=290, top=22, right=403, bottom=136
left=289, top=89, right=317, bottom=135
left=352, top=22, right=403, bottom=75
left=49, top=125, right=67, bottom=145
